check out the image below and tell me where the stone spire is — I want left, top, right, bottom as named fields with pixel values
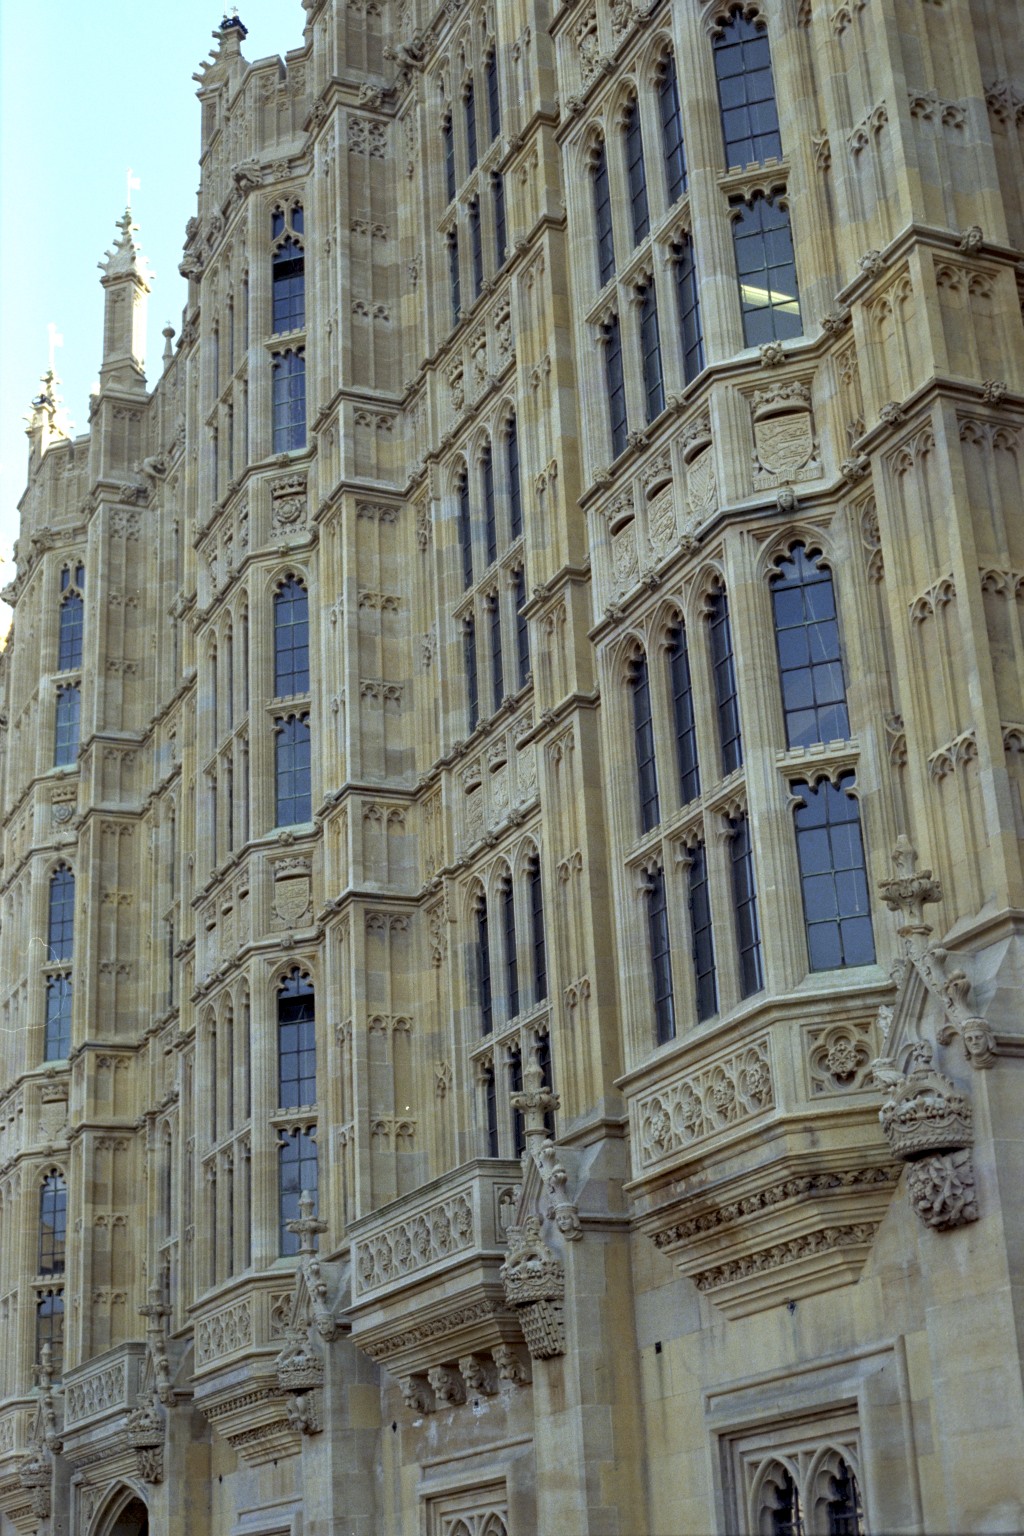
left=24, top=370, right=70, bottom=468
left=97, top=209, right=152, bottom=392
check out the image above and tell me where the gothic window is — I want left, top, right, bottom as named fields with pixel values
left=35, top=1290, right=63, bottom=1374
left=707, top=589, right=743, bottom=774
left=507, top=415, right=522, bottom=540
left=271, top=203, right=305, bottom=335
left=535, top=1031, right=556, bottom=1137
left=502, top=875, right=520, bottom=1019
left=730, top=813, right=764, bottom=995
left=442, top=111, right=456, bottom=202
left=659, top=52, right=688, bottom=202
left=57, top=565, right=84, bottom=671
left=604, top=312, right=629, bottom=459
left=623, top=96, right=650, bottom=245
left=631, top=651, right=660, bottom=832
left=672, top=235, right=705, bottom=384
left=508, top=1044, right=525, bottom=1155
left=486, top=49, right=501, bottom=140
left=792, top=774, right=875, bottom=971
left=464, top=616, right=480, bottom=732
left=646, top=864, right=676, bottom=1044
left=274, top=712, right=312, bottom=826
left=464, top=78, right=478, bottom=172
left=271, top=348, right=306, bottom=452
left=447, top=228, right=462, bottom=326
left=639, top=281, right=666, bottom=423
left=44, top=976, right=72, bottom=1061
left=483, top=443, right=497, bottom=565
left=668, top=623, right=700, bottom=804
left=482, top=1061, right=499, bottom=1155
left=529, top=852, right=548, bottom=1002
left=687, top=843, right=717, bottom=1021
left=48, top=866, right=74, bottom=961
left=273, top=575, right=310, bottom=698
left=514, top=566, right=530, bottom=686
left=278, top=1127, right=317, bottom=1256
left=492, top=172, right=507, bottom=268
left=771, top=546, right=850, bottom=749
left=763, top=1464, right=804, bottom=1536
left=731, top=194, right=801, bottom=346
left=824, top=1458, right=865, bottom=1536
left=458, top=469, right=474, bottom=589
left=476, top=892, right=493, bottom=1035
left=54, top=682, right=81, bottom=768
left=469, top=196, right=484, bottom=299
left=489, top=592, right=505, bottom=711
left=591, top=139, right=616, bottom=286
left=38, top=1171, right=66, bottom=1277
left=713, top=8, right=782, bottom=168
left=277, top=969, right=316, bottom=1110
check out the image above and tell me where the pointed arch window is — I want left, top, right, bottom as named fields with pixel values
left=485, top=49, right=501, bottom=141
left=502, top=875, right=519, bottom=1019
left=54, top=683, right=81, bottom=768
left=603, top=313, right=628, bottom=459
left=731, top=193, right=801, bottom=346
left=35, top=1291, right=63, bottom=1375
left=482, top=1060, right=499, bottom=1155
left=271, top=348, right=306, bottom=451
left=707, top=589, right=743, bottom=774
left=464, top=78, right=478, bottom=172
left=591, top=139, right=615, bottom=286
left=469, top=196, right=484, bottom=299
left=639, top=281, right=665, bottom=422
left=687, top=843, right=717, bottom=1021
left=646, top=865, right=675, bottom=1045
left=482, top=443, right=497, bottom=565
left=273, top=575, right=310, bottom=698
left=447, top=228, right=462, bottom=327
left=38, top=1172, right=66, bottom=1277
left=274, top=713, right=311, bottom=826
left=442, top=111, right=456, bottom=202
left=277, top=968, right=316, bottom=1110
left=630, top=651, right=660, bottom=833
left=730, top=813, right=764, bottom=995
left=492, top=172, right=507, bottom=269
left=825, top=1457, right=865, bottom=1535
left=771, top=545, right=849, bottom=748
left=792, top=774, right=874, bottom=971
left=713, top=8, right=782, bottom=168
left=528, top=852, right=547, bottom=1003
left=659, top=52, right=687, bottom=202
left=489, top=591, right=505, bottom=711
left=476, top=892, right=493, bottom=1035
left=514, top=566, right=530, bottom=687
left=278, top=1128, right=318, bottom=1256
left=763, top=1464, right=804, bottom=1536
left=506, top=414, right=522, bottom=540
left=623, top=97, right=650, bottom=245
left=58, top=565, right=84, bottom=671
left=464, top=616, right=480, bottom=732
left=457, top=469, right=474, bottom=589
left=272, top=233, right=305, bottom=335
left=672, top=234, right=705, bottom=384
left=668, top=623, right=700, bottom=804
left=48, top=866, right=74, bottom=961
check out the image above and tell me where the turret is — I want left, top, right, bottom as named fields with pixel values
left=97, top=208, right=151, bottom=393
left=23, top=370, right=69, bottom=471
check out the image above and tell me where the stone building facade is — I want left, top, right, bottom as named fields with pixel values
left=1, top=0, right=1023, bottom=1531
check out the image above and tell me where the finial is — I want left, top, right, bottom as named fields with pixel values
left=219, top=7, right=248, bottom=37
left=98, top=206, right=152, bottom=287
left=285, top=1189, right=327, bottom=1255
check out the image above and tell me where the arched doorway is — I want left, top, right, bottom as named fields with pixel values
left=109, top=1498, right=148, bottom=1536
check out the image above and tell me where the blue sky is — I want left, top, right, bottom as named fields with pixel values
left=0, top=2, right=306, bottom=605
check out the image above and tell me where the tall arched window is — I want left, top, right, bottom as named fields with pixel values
left=464, top=77, right=478, bottom=172
left=482, top=442, right=497, bottom=565
left=528, top=853, right=547, bottom=1003
left=792, top=774, right=874, bottom=971
left=506, top=414, right=522, bottom=540
left=442, top=110, right=456, bottom=202
left=707, top=589, right=743, bottom=774
left=731, top=192, right=801, bottom=345
left=57, top=564, right=84, bottom=671
left=501, top=874, right=519, bottom=1019
left=271, top=204, right=305, bottom=334
left=603, top=313, right=628, bottom=459
left=771, top=545, right=849, bottom=748
left=658, top=51, right=687, bottom=203
left=672, top=235, right=705, bottom=383
left=54, top=682, right=81, bottom=767
left=273, top=575, right=310, bottom=698
left=712, top=8, right=782, bottom=168
left=639, top=281, right=665, bottom=422
left=277, top=969, right=316, bottom=1110
left=35, top=1291, right=64, bottom=1374
left=48, top=866, right=74, bottom=961
left=274, top=713, right=312, bottom=826
left=464, top=616, right=480, bottom=732
left=457, top=469, right=474, bottom=588
left=485, top=48, right=501, bottom=141
left=38, top=1171, right=66, bottom=1276
left=279, top=1127, right=318, bottom=1256
left=646, top=865, right=675, bottom=1044
left=476, top=892, right=493, bottom=1035
left=591, top=138, right=616, bottom=286
left=623, top=96, right=649, bottom=244
left=630, top=650, right=660, bottom=832
left=667, top=622, right=700, bottom=804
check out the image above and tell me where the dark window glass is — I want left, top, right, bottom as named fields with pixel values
left=507, top=416, right=522, bottom=539
left=668, top=626, right=700, bottom=804
left=442, top=113, right=456, bottom=202
left=271, top=209, right=286, bottom=241
left=271, top=349, right=306, bottom=452
left=687, top=843, right=717, bottom=1021
left=631, top=653, right=660, bottom=832
left=275, top=712, right=312, bottom=826
left=515, top=567, right=530, bottom=687
left=535, top=1031, right=556, bottom=1138
left=772, top=545, right=850, bottom=748
left=273, top=575, right=310, bottom=697
left=54, top=683, right=81, bottom=768
left=277, top=969, right=316, bottom=1109
left=673, top=236, right=705, bottom=384
left=624, top=98, right=650, bottom=244
left=730, top=814, right=764, bottom=996
left=38, top=1172, right=66, bottom=1277
left=477, top=897, right=493, bottom=1035
left=731, top=194, right=802, bottom=346
left=827, top=1459, right=865, bottom=1536
left=58, top=590, right=83, bottom=671
left=659, top=53, right=688, bottom=201
left=483, top=1062, right=499, bottom=1156
left=465, top=80, right=478, bottom=172
left=272, top=236, right=305, bottom=334
left=490, top=594, right=504, bottom=712
left=604, top=313, right=628, bottom=459
left=447, top=229, right=461, bottom=326
left=503, top=880, right=519, bottom=1018
left=768, top=1468, right=804, bottom=1536
left=647, top=866, right=676, bottom=1045
left=793, top=775, right=875, bottom=971
left=44, top=976, right=72, bottom=1060
left=492, top=172, right=507, bottom=268
left=486, top=51, right=501, bottom=140
left=278, top=1128, right=318, bottom=1256
left=529, top=855, right=547, bottom=1002
left=708, top=591, right=743, bottom=775
left=592, top=140, right=615, bottom=286
left=713, top=9, right=782, bottom=167
left=458, top=473, right=474, bottom=589
left=35, top=1291, right=63, bottom=1375
left=483, top=444, right=497, bottom=565
left=469, top=197, right=484, bottom=299
left=508, top=1047, right=525, bottom=1155
left=48, top=866, right=74, bottom=961
left=464, top=618, right=479, bottom=732
left=639, top=283, right=666, bottom=422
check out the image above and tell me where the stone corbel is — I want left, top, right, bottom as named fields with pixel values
left=272, top=1191, right=344, bottom=1432
left=124, top=1392, right=166, bottom=1483
left=871, top=1044, right=977, bottom=1230
left=534, top=1140, right=582, bottom=1241
left=499, top=1215, right=566, bottom=1359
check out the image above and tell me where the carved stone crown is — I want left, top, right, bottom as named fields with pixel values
left=877, top=1049, right=973, bottom=1158
left=499, top=1217, right=564, bottom=1306
left=277, top=1338, right=324, bottom=1394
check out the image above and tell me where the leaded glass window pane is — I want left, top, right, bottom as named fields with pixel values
left=647, top=866, right=676, bottom=1044
left=54, top=683, right=80, bottom=768
left=492, top=173, right=507, bottom=269
left=827, top=1460, right=865, bottom=1536
left=730, top=814, right=764, bottom=996
left=530, top=855, right=547, bottom=1002
left=604, top=314, right=628, bottom=459
left=477, top=897, right=493, bottom=1035
left=687, top=844, right=717, bottom=1021
left=713, top=9, right=782, bottom=167
left=44, top=976, right=72, bottom=1061
left=483, top=445, right=497, bottom=565
left=515, top=567, right=530, bottom=687
left=640, top=284, right=666, bottom=423
left=673, top=236, right=705, bottom=384
left=465, top=618, right=479, bottom=732
left=490, top=593, right=504, bottom=712
left=448, top=230, right=461, bottom=326
left=465, top=80, right=478, bottom=172
left=442, top=113, right=456, bottom=202
left=507, top=416, right=522, bottom=539
left=58, top=591, right=83, bottom=671
left=732, top=195, right=802, bottom=346
left=503, top=880, right=519, bottom=1018
left=271, top=350, right=306, bottom=452
left=275, top=713, right=312, bottom=826
left=273, top=576, right=310, bottom=697
left=624, top=98, right=650, bottom=244
left=38, top=1172, right=66, bottom=1277
left=279, top=1129, right=318, bottom=1255
left=592, top=140, right=615, bottom=286
left=631, top=653, right=660, bottom=832
left=48, top=867, right=74, bottom=961
left=793, top=775, right=875, bottom=971
left=772, top=546, right=850, bottom=748
left=469, top=197, right=484, bottom=299
left=277, top=969, right=316, bottom=1110
left=458, top=473, right=474, bottom=589
left=272, top=236, right=305, bottom=334
left=486, top=51, right=501, bottom=141
left=708, top=591, right=743, bottom=775
left=659, top=53, right=687, bottom=201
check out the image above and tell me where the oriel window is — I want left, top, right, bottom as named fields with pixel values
left=792, top=774, right=875, bottom=971
left=730, top=814, right=764, bottom=996
left=57, top=566, right=84, bottom=671
left=687, top=843, right=717, bottom=1022
left=38, top=1172, right=67, bottom=1277
left=771, top=545, right=850, bottom=748
left=273, top=575, right=310, bottom=698
left=48, top=866, right=75, bottom=961
left=464, top=617, right=480, bottom=732
left=603, top=313, right=628, bottom=460
left=713, top=9, right=782, bottom=168
left=277, top=969, right=316, bottom=1110
left=271, top=349, right=306, bottom=452
left=639, top=282, right=666, bottom=423
left=274, top=713, right=312, bottom=826
left=35, top=1291, right=64, bottom=1375
left=476, top=894, right=493, bottom=1035
left=668, top=624, right=700, bottom=805
left=278, top=1128, right=318, bottom=1256
left=731, top=194, right=802, bottom=346
left=54, top=683, right=81, bottom=768
left=271, top=205, right=305, bottom=335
